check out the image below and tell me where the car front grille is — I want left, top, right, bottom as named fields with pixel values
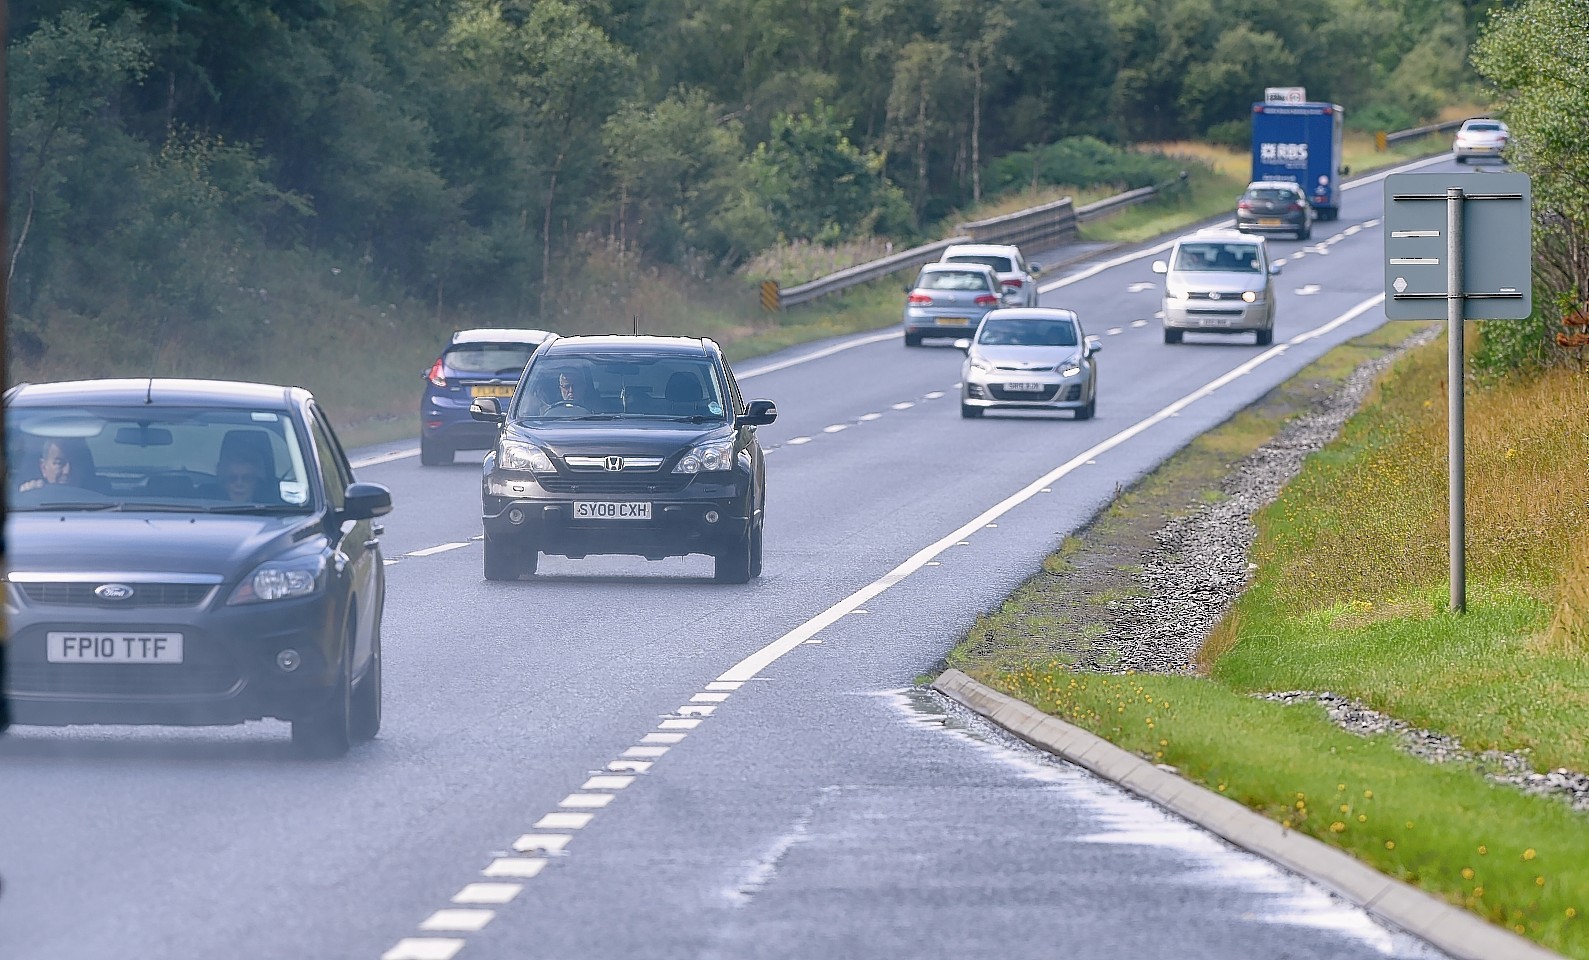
left=989, top=384, right=1061, bottom=401
left=537, top=475, right=693, bottom=495
left=18, top=582, right=216, bottom=608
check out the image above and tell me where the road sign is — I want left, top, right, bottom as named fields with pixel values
left=1375, top=130, right=1387, bottom=152
left=759, top=279, right=780, bottom=313
left=1383, top=172, right=1532, bottom=321
left=1264, top=86, right=1306, bottom=104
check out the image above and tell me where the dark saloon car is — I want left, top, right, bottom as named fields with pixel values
left=4, top=379, right=392, bottom=756
left=1235, top=180, right=1314, bottom=240
left=421, top=327, right=553, bottom=465
left=471, top=335, right=776, bottom=583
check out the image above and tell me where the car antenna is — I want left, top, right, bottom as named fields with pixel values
left=145, top=376, right=154, bottom=405
left=632, top=314, right=638, bottom=335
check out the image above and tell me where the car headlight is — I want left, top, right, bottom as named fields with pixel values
left=228, top=555, right=325, bottom=605
left=500, top=439, right=553, bottom=472
left=1059, top=364, right=1083, bottom=378
left=673, top=439, right=736, bottom=474
left=970, top=358, right=994, bottom=372
left=1242, top=290, right=1259, bottom=303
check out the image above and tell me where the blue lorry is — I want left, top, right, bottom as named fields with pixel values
left=1250, top=101, right=1345, bottom=221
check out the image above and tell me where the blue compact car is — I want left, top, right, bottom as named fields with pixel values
left=420, top=328, right=553, bottom=465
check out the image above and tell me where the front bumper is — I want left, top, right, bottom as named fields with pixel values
left=4, top=590, right=344, bottom=726
left=1163, top=299, right=1270, bottom=332
left=963, top=372, right=1090, bottom=410
left=483, top=471, right=754, bottom=559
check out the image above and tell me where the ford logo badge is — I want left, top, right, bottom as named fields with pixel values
left=95, top=583, right=135, bottom=601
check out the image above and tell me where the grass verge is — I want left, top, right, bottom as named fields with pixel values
left=942, top=325, right=1589, bottom=958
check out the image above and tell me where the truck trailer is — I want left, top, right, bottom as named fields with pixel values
left=1250, top=100, right=1345, bottom=221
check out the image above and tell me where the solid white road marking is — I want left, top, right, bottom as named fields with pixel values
left=582, top=775, right=635, bottom=790
left=533, top=812, right=595, bottom=830
left=408, top=542, right=469, bottom=557
left=514, top=835, right=571, bottom=854
left=452, top=884, right=521, bottom=905
left=714, top=293, right=1388, bottom=685
left=382, top=938, right=465, bottom=960
left=482, top=858, right=547, bottom=878
left=560, top=794, right=614, bottom=809
left=737, top=331, right=898, bottom=380
left=420, top=910, right=495, bottom=932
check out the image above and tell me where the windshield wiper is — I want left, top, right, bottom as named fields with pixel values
left=24, top=500, right=123, bottom=512
left=664, top=415, right=727, bottom=424
left=200, top=503, right=309, bottom=514
left=563, top=414, right=622, bottom=421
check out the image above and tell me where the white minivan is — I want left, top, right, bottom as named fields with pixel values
left=1152, top=230, right=1281, bottom=345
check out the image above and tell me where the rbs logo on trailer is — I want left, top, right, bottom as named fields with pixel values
left=1260, top=142, right=1309, bottom=163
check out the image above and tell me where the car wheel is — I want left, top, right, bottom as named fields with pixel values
left=1164, top=329, right=1183, bottom=345
left=420, top=436, right=452, bottom=466
left=292, top=622, right=354, bottom=758
left=1455, top=155, right=1466, bottom=164
left=749, top=519, right=764, bottom=579
left=1256, top=327, right=1274, bottom=346
left=960, top=402, right=983, bottom=418
left=350, top=619, right=382, bottom=743
left=903, top=332, right=922, bottom=348
left=1076, top=397, right=1095, bottom=421
left=714, top=526, right=754, bottom=584
left=484, top=536, right=533, bottom=581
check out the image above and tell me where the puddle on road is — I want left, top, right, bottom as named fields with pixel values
left=882, top=686, right=1449, bottom=959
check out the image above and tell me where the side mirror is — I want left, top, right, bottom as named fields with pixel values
left=470, top=397, right=505, bottom=423
left=1085, top=336, right=1102, bottom=356
left=1269, top=263, right=1283, bottom=276
left=953, top=338, right=972, bottom=354
left=1151, top=260, right=1168, bottom=275
left=737, top=399, right=778, bottom=427
left=1029, top=263, right=1043, bottom=274
left=341, top=481, right=392, bottom=521
left=1341, top=166, right=1351, bottom=177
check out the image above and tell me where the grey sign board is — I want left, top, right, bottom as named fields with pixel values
left=1383, top=172, right=1532, bottom=321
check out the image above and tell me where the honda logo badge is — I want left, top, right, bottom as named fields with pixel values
left=604, top=455, right=624, bottom=472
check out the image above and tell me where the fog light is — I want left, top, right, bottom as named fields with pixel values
left=705, top=510, right=720, bottom=524
left=276, top=649, right=301, bottom=672
left=508, top=508, right=526, bottom=524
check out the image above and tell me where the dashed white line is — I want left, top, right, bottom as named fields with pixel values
left=692, top=692, right=731, bottom=702
left=451, top=884, right=521, bottom=905
left=1107, top=327, right=1123, bottom=335
left=705, top=681, right=742, bottom=691
left=408, top=542, right=469, bottom=557
left=382, top=938, right=465, bottom=960
left=822, top=424, right=848, bottom=433
left=581, top=775, right=635, bottom=790
left=678, top=705, right=716, bottom=716
left=533, top=812, right=594, bottom=830
left=559, top=794, right=614, bottom=809
left=482, top=858, right=546, bottom=878
left=923, top=391, right=944, bottom=399
left=622, top=745, right=669, bottom=758
left=608, top=760, right=653, bottom=773
left=641, top=732, right=687, bottom=744
left=658, top=718, right=702, bottom=730
left=1130, top=320, right=1148, bottom=328
left=420, top=910, right=495, bottom=933
left=513, top=835, right=571, bottom=854
left=785, top=436, right=812, bottom=445
left=891, top=401, right=915, bottom=410
left=859, top=413, right=883, bottom=421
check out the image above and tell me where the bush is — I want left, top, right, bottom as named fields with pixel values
left=1203, top=119, right=1249, bottom=150
left=985, top=136, right=1181, bottom=197
left=1471, top=306, right=1562, bottom=380
left=1346, top=102, right=1418, bottom=134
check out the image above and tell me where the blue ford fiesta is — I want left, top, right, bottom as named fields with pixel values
left=420, top=328, right=553, bottom=465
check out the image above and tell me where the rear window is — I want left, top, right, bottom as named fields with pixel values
left=918, top=270, right=994, bottom=292
left=445, top=343, right=539, bottom=377
left=1465, top=122, right=1503, bottom=132
left=945, top=255, right=1014, bottom=273
left=1245, top=187, right=1300, bottom=202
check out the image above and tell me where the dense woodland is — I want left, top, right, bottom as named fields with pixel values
left=8, top=0, right=1499, bottom=365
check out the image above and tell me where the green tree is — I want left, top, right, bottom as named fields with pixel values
left=748, top=102, right=908, bottom=243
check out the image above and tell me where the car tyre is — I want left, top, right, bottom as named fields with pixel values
left=292, top=625, right=354, bottom=758
left=484, top=536, right=534, bottom=581
left=903, top=332, right=922, bottom=348
left=1076, top=397, right=1096, bottom=421
left=1164, top=328, right=1183, bottom=345
left=1256, top=327, right=1274, bottom=346
left=960, top=402, right=983, bottom=419
left=714, top=526, right=754, bottom=584
left=749, top=519, right=764, bottom=579
left=350, top=621, right=381, bottom=743
left=420, top=437, right=453, bottom=466
left=1299, top=223, right=1312, bottom=241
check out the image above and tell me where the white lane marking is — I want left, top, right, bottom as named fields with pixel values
left=715, top=293, right=1387, bottom=685
left=582, top=775, right=635, bottom=790
left=1107, top=327, right=1124, bottom=336
left=482, top=858, right=547, bottom=878
left=822, top=424, right=848, bottom=433
left=891, top=401, right=915, bottom=410
left=471, top=535, right=485, bottom=540
left=785, top=437, right=812, bottom=445
left=692, top=692, right=732, bottom=702
left=859, top=413, right=882, bottom=421
left=452, top=883, right=521, bottom=905
left=383, top=559, right=400, bottom=566
left=420, top=910, right=494, bottom=932
left=608, top=760, right=653, bottom=773
left=514, top=835, right=571, bottom=854
left=705, top=681, right=742, bottom=690
left=560, top=794, right=614, bottom=809
left=1296, top=285, right=1322, bottom=296
left=659, top=718, right=702, bottom=730
left=622, top=746, right=669, bottom=758
left=352, top=448, right=420, bottom=469
left=1130, top=320, right=1148, bottom=328
left=1127, top=282, right=1155, bottom=293
left=408, top=542, right=469, bottom=557
left=641, top=732, right=687, bottom=744
left=382, top=938, right=465, bottom=960
left=533, top=812, right=594, bottom=830
left=737, top=331, right=898, bottom=380
left=923, top=391, right=944, bottom=399
left=1363, top=218, right=1382, bottom=228
left=677, top=705, right=716, bottom=717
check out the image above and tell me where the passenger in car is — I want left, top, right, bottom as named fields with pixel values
left=203, top=431, right=280, bottom=503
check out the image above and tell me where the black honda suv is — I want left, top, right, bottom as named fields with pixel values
left=471, top=336, right=777, bottom=583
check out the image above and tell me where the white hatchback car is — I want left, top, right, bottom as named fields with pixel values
left=939, top=244, right=1043, bottom=307
left=956, top=308, right=1101, bottom=420
left=1453, top=118, right=1509, bottom=164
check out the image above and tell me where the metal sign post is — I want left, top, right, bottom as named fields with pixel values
left=1385, top=172, right=1532, bottom=613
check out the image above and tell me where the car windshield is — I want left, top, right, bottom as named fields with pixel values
left=977, top=318, right=1079, bottom=347
left=918, top=269, right=994, bottom=292
left=445, top=343, right=540, bottom=376
left=515, top=353, right=729, bottom=422
left=1172, top=242, right=1263, bottom=273
left=945, top=255, right=1014, bottom=272
left=8, top=405, right=316, bottom=513
left=1246, top=188, right=1299, bottom=202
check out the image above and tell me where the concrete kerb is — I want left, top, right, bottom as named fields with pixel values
left=930, top=669, right=1566, bottom=960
